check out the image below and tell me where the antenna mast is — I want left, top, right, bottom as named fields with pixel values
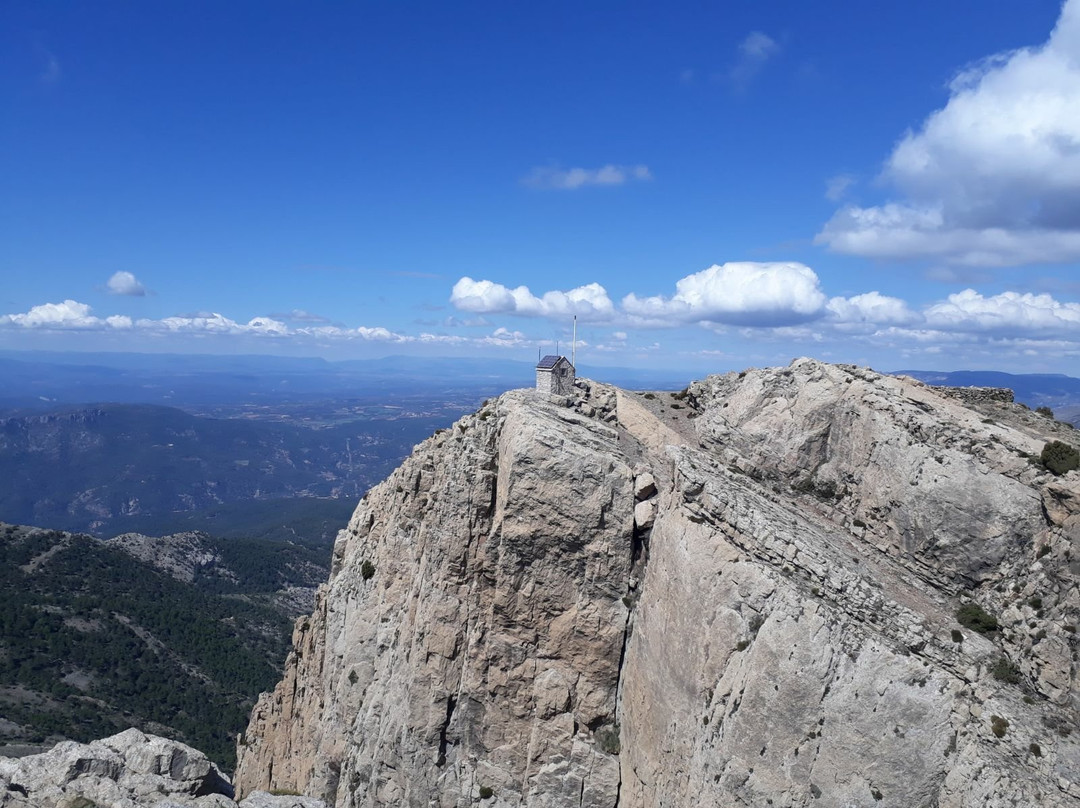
left=572, top=315, right=577, bottom=368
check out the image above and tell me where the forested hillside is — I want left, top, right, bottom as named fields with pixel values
left=0, top=523, right=330, bottom=770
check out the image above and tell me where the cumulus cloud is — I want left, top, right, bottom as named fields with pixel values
left=106, top=271, right=148, bottom=296
left=621, top=262, right=827, bottom=327
left=2, top=300, right=104, bottom=329
left=923, top=289, right=1080, bottom=336
left=826, top=291, right=920, bottom=326
left=818, top=0, right=1080, bottom=266
left=449, top=264, right=1080, bottom=349
left=521, top=164, right=652, bottom=190
left=450, top=277, right=616, bottom=320
left=729, top=31, right=780, bottom=88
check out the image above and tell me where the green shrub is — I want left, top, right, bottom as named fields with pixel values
left=1036, top=406, right=1054, bottom=418
left=479, top=786, right=494, bottom=800
left=991, top=657, right=1022, bottom=684
left=1030, top=742, right=1043, bottom=757
left=361, top=560, right=376, bottom=580
left=595, top=724, right=621, bottom=755
left=951, top=629, right=963, bottom=643
left=1037, top=545, right=1051, bottom=559
left=956, top=603, right=998, bottom=634
left=991, top=715, right=1009, bottom=738
left=1041, top=440, right=1079, bottom=475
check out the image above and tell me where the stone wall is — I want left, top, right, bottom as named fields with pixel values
left=536, top=365, right=576, bottom=396
left=931, top=385, right=1014, bottom=405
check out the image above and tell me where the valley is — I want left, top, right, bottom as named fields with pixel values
left=0, top=523, right=330, bottom=769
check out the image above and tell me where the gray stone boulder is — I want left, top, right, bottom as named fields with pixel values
left=0, top=729, right=232, bottom=807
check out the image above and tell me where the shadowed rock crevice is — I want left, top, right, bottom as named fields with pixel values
left=435, top=695, right=456, bottom=768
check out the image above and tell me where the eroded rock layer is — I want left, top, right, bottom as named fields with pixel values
left=237, top=359, right=1080, bottom=807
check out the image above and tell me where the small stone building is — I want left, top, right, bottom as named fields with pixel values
left=536, top=355, right=575, bottom=396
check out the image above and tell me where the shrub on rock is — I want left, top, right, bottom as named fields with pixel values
left=1041, top=440, right=1079, bottom=475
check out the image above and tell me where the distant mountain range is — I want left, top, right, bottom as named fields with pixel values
left=0, top=403, right=443, bottom=538
left=0, top=350, right=696, bottom=413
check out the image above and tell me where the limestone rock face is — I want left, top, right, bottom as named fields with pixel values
left=0, top=728, right=234, bottom=807
left=236, top=361, right=1080, bottom=807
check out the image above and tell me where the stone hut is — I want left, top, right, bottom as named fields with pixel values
left=536, top=355, right=575, bottom=396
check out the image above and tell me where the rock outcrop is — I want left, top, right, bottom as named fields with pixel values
left=236, top=359, right=1080, bottom=807
left=0, top=728, right=326, bottom=808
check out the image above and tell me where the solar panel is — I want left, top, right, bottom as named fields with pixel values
left=537, top=355, right=562, bottom=368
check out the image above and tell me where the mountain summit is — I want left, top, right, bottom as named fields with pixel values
left=235, top=359, right=1080, bottom=807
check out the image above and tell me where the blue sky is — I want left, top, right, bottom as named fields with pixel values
left=4, top=0, right=1080, bottom=374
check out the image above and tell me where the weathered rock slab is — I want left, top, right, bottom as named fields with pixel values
left=236, top=361, right=1080, bottom=807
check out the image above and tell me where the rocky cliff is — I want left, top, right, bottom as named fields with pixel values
left=235, top=359, right=1080, bottom=807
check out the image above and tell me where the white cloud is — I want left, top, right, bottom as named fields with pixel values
left=729, top=31, right=780, bottom=88
left=106, top=271, right=148, bottom=296
left=10, top=276, right=1080, bottom=363
left=0, top=299, right=543, bottom=353
left=450, top=277, right=616, bottom=320
left=818, top=204, right=1080, bottom=266
left=621, top=262, right=827, bottom=326
left=826, top=291, right=920, bottom=326
left=818, top=0, right=1080, bottom=266
left=923, top=288, right=1080, bottom=336
left=2, top=300, right=104, bottom=329
left=521, top=164, right=652, bottom=190
left=148, top=313, right=256, bottom=334
left=478, top=327, right=527, bottom=347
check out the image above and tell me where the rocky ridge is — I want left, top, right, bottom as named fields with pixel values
left=234, top=359, right=1080, bottom=807
left=0, top=728, right=329, bottom=807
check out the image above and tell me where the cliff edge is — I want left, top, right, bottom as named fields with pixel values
left=236, top=359, right=1080, bottom=807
